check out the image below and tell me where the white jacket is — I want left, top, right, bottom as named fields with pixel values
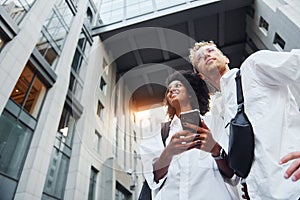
left=220, top=50, right=300, bottom=200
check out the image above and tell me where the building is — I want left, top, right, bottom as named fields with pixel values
left=0, top=0, right=299, bottom=200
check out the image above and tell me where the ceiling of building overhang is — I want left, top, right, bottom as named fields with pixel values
left=92, top=0, right=253, bottom=111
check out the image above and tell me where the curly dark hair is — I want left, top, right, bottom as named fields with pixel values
left=165, top=70, right=210, bottom=120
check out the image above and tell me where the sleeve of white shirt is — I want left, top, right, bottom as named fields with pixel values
left=139, top=132, right=168, bottom=191
left=241, top=49, right=300, bottom=86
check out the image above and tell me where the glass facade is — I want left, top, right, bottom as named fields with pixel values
left=42, top=149, right=70, bottom=200
left=42, top=106, right=76, bottom=200
left=98, top=0, right=204, bottom=26
left=10, top=63, right=47, bottom=118
left=69, top=28, right=92, bottom=100
left=36, top=0, right=75, bottom=67
left=0, top=111, right=33, bottom=199
left=1, top=0, right=36, bottom=24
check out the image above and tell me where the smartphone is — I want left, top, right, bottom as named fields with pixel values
left=180, top=109, right=202, bottom=131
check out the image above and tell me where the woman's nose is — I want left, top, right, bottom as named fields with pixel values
left=168, top=88, right=176, bottom=94
left=169, top=89, right=174, bottom=94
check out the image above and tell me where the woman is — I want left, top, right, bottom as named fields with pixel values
left=140, top=70, right=237, bottom=200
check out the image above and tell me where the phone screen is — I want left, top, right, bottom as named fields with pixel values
left=180, top=109, right=202, bottom=131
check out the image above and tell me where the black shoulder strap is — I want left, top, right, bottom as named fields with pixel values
left=235, top=69, right=245, bottom=111
left=161, top=121, right=171, bottom=146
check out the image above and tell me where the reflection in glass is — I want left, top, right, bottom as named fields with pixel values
left=0, top=112, right=33, bottom=179
left=42, top=149, right=69, bottom=200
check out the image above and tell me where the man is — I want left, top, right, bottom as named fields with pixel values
left=189, top=41, right=300, bottom=200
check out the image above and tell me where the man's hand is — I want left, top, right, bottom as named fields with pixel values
left=280, top=151, right=300, bottom=181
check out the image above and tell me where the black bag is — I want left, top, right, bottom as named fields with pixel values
left=138, top=122, right=170, bottom=200
left=138, top=180, right=152, bottom=200
left=228, top=70, right=255, bottom=178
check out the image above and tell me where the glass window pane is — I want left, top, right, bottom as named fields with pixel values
left=99, top=0, right=124, bottom=25
left=36, top=0, right=74, bottom=67
left=0, top=33, right=8, bottom=51
left=0, top=174, right=18, bottom=200
left=43, top=149, right=70, bottom=199
left=10, top=64, right=47, bottom=118
left=24, top=76, right=47, bottom=118
left=88, top=167, right=98, bottom=200
left=109, top=8, right=123, bottom=24
left=57, top=107, right=76, bottom=147
left=1, top=0, right=36, bottom=24
left=126, top=0, right=153, bottom=19
left=156, top=0, right=185, bottom=10
left=0, top=112, right=33, bottom=179
left=10, top=65, right=34, bottom=106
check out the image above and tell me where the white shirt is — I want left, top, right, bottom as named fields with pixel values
left=140, top=115, right=234, bottom=200
left=219, top=50, right=300, bottom=200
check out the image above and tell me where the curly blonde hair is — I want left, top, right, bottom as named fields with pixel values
left=188, top=41, right=216, bottom=68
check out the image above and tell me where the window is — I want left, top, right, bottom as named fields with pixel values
left=36, top=0, right=75, bottom=67
left=10, top=64, right=47, bottom=118
left=86, top=7, right=93, bottom=25
left=115, top=182, right=131, bottom=200
left=1, top=0, right=36, bottom=24
left=0, top=32, right=8, bottom=51
left=99, top=0, right=124, bottom=25
left=97, top=100, right=104, bottom=119
left=69, top=29, right=92, bottom=100
left=42, top=148, right=70, bottom=200
left=0, top=111, right=33, bottom=179
left=100, top=77, right=107, bottom=95
left=126, top=0, right=153, bottom=19
left=88, top=167, right=98, bottom=200
left=156, top=0, right=185, bottom=11
left=0, top=111, right=33, bottom=198
left=0, top=26, right=13, bottom=52
left=43, top=105, right=76, bottom=200
left=57, top=106, right=76, bottom=147
left=273, top=33, right=285, bottom=50
left=94, top=131, right=101, bottom=153
left=259, top=16, right=269, bottom=33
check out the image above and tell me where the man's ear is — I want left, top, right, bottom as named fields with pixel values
left=197, top=73, right=205, bottom=80
left=224, top=55, right=230, bottom=64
